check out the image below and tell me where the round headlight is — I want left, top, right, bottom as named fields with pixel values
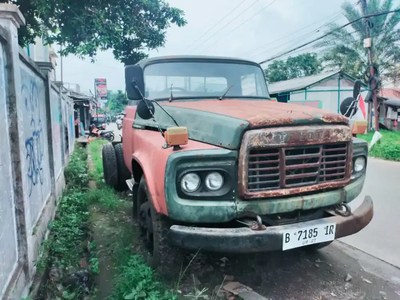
left=205, top=172, right=224, bottom=191
left=181, top=173, right=201, bottom=193
left=354, top=156, right=366, bottom=172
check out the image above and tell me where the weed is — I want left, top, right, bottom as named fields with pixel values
left=36, top=144, right=99, bottom=299
left=89, top=241, right=100, bottom=275
left=88, top=139, right=108, bottom=184
left=86, top=186, right=122, bottom=210
left=111, top=256, right=177, bottom=300
left=35, top=239, right=49, bottom=274
left=359, top=130, right=400, bottom=161
left=88, top=140, right=178, bottom=300
left=65, top=145, right=89, bottom=189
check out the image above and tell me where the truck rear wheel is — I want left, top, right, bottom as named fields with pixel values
left=137, top=176, right=183, bottom=275
left=114, top=144, right=131, bottom=191
left=102, top=144, right=118, bottom=187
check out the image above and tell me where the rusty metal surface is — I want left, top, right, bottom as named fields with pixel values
left=163, top=99, right=349, bottom=128
left=239, top=125, right=353, bottom=199
left=334, top=196, right=373, bottom=238
left=168, top=196, right=373, bottom=253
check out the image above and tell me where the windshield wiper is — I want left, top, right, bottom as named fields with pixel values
left=168, top=84, right=174, bottom=102
left=219, top=85, right=234, bottom=100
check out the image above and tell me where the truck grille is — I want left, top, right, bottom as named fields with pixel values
left=248, top=143, right=348, bottom=192
left=239, top=125, right=353, bottom=199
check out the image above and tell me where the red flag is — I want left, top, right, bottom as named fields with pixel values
left=359, top=94, right=366, bottom=118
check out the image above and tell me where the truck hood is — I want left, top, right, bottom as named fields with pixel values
left=164, top=99, right=348, bottom=128
left=138, top=99, right=349, bottom=150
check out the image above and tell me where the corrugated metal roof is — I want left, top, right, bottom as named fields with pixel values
left=379, top=88, right=400, bottom=99
left=385, top=98, right=400, bottom=107
left=268, top=69, right=342, bottom=94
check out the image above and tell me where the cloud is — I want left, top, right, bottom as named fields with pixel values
left=55, top=0, right=350, bottom=93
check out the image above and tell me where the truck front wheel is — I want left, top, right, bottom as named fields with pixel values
left=137, top=177, right=184, bottom=275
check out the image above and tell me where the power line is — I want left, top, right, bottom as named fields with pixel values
left=241, top=0, right=359, bottom=58
left=249, top=11, right=344, bottom=60
left=192, top=0, right=263, bottom=53
left=204, top=0, right=279, bottom=49
left=186, top=0, right=246, bottom=53
left=258, top=8, right=400, bottom=65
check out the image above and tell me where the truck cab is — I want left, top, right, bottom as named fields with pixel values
left=103, top=55, right=373, bottom=271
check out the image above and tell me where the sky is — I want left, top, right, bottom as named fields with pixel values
left=52, top=0, right=398, bottom=95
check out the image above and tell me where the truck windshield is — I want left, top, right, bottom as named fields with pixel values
left=144, top=61, right=270, bottom=100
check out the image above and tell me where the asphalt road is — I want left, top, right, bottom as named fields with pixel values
left=106, top=122, right=122, bottom=142
left=341, top=158, right=400, bottom=268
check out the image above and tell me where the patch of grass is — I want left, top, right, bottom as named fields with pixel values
left=49, top=190, right=90, bottom=270
left=88, top=140, right=178, bottom=300
left=88, top=242, right=99, bottom=275
left=64, top=146, right=89, bottom=189
left=359, top=130, right=400, bottom=161
left=88, top=139, right=108, bottom=184
left=111, top=256, right=177, bottom=300
left=86, top=186, right=122, bottom=210
left=36, top=145, right=99, bottom=299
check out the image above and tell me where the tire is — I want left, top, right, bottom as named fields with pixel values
left=102, top=144, right=118, bottom=187
left=137, top=176, right=183, bottom=275
left=114, top=144, right=131, bottom=191
left=132, top=183, right=139, bottom=219
left=109, top=133, right=115, bottom=141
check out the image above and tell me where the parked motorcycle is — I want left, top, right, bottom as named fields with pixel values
left=89, top=124, right=115, bottom=141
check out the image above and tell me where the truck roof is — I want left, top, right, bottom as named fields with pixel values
left=136, top=55, right=260, bottom=68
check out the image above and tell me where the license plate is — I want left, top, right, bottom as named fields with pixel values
left=282, top=223, right=336, bottom=251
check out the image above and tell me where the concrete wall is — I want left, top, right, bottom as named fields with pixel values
left=0, top=4, right=75, bottom=299
left=50, top=86, right=63, bottom=178
left=0, top=38, right=19, bottom=299
left=20, top=63, right=52, bottom=228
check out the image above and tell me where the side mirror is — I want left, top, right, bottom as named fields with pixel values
left=125, top=65, right=144, bottom=100
left=340, top=97, right=358, bottom=118
left=137, top=99, right=155, bottom=120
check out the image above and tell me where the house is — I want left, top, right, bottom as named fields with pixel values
left=66, top=89, right=97, bottom=133
left=378, top=88, right=400, bottom=131
left=268, top=70, right=368, bottom=115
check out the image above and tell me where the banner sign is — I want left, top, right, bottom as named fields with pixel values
left=94, top=78, right=107, bottom=101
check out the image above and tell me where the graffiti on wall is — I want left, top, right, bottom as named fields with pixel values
left=22, top=79, right=44, bottom=196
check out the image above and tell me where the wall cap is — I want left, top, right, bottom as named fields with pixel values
left=0, top=4, right=25, bottom=27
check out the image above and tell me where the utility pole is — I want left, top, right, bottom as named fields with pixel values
left=60, top=44, right=64, bottom=83
left=360, top=0, right=379, bottom=131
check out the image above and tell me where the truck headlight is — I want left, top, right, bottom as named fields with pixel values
left=181, top=173, right=201, bottom=193
left=354, top=156, right=366, bottom=173
left=205, top=172, right=224, bottom=191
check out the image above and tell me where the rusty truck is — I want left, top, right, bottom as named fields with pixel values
left=102, top=55, right=373, bottom=270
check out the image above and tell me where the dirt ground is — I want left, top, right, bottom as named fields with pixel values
left=89, top=194, right=400, bottom=300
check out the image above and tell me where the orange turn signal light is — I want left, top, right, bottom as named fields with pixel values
left=164, top=127, right=188, bottom=146
left=352, top=120, right=367, bottom=135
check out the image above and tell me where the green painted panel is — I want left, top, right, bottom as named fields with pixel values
left=134, top=105, right=249, bottom=149
left=165, top=149, right=366, bottom=223
left=289, top=100, right=322, bottom=109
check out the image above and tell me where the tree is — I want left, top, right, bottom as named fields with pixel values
left=264, top=53, right=322, bottom=83
left=317, top=0, right=400, bottom=83
left=108, top=90, right=128, bottom=113
left=5, top=0, right=186, bottom=65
